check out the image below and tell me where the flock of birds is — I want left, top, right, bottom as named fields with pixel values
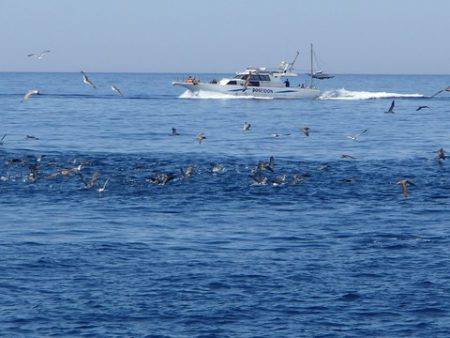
left=3, top=50, right=449, bottom=199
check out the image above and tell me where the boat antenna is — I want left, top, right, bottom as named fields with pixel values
left=288, top=50, right=300, bottom=72
left=310, top=43, right=314, bottom=88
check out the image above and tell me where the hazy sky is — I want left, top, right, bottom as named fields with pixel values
left=1, top=0, right=449, bottom=74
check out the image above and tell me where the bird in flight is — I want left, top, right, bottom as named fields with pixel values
left=97, top=178, right=109, bottom=194
left=111, top=85, right=123, bottom=96
left=0, top=134, right=6, bottom=146
left=243, top=122, right=251, bottom=131
left=27, top=50, right=51, bottom=59
left=346, top=129, right=368, bottom=141
left=341, top=154, right=356, bottom=160
left=385, top=100, right=395, bottom=113
left=171, top=128, right=180, bottom=136
left=397, top=179, right=415, bottom=198
left=416, top=105, right=430, bottom=111
left=22, top=89, right=39, bottom=102
left=81, top=71, right=96, bottom=89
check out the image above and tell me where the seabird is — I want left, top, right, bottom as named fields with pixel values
left=181, top=165, right=194, bottom=177
left=171, top=128, right=180, bottom=136
left=25, top=135, right=39, bottom=140
left=318, top=164, right=330, bottom=171
left=97, top=178, right=109, bottom=193
left=271, top=133, right=280, bottom=138
left=27, top=50, right=50, bottom=59
left=385, top=100, right=395, bottom=113
left=416, top=105, right=430, bottom=111
left=346, top=129, right=368, bottom=141
left=78, top=171, right=100, bottom=189
left=147, top=172, right=175, bottom=185
left=437, top=148, right=447, bottom=160
left=111, top=85, right=123, bottom=96
left=243, top=122, right=251, bottom=131
left=291, top=174, right=305, bottom=185
left=211, top=163, right=223, bottom=173
left=0, top=134, right=6, bottom=146
left=341, top=154, right=356, bottom=160
left=22, top=89, right=39, bottom=102
left=257, top=156, right=275, bottom=172
left=397, top=179, right=415, bottom=198
left=301, top=127, right=310, bottom=137
left=251, top=174, right=268, bottom=186
left=81, top=71, right=96, bottom=89
left=196, top=133, right=206, bottom=144
left=272, top=174, right=287, bottom=186
left=27, top=163, right=40, bottom=183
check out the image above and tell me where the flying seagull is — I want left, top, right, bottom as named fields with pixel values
left=430, top=86, right=450, bottom=98
left=171, top=128, right=180, bottom=136
left=111, top=84, right=123, bottom=96
left=397, top=179, right=415, bottom=198
left=81, top=71, right=96, bottom=89
left=346, top=129, right=368, bottom=141
left=416, top=105, right=430, bottom=111
left=22, top=89, right=39, bottom=102
left=385, top=100, right=395, bottom=113
left=27, top=50, right=50, bottom=59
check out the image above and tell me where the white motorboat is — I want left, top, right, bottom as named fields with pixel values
left=173, top=47, right=321, bottom=99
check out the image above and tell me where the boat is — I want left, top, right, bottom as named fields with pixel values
left=308, top=44, right=335, bottom=80
left=172, top=47, right=321, bottom=99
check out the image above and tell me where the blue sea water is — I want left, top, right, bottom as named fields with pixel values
left=1, top=72, right=450, bottom=337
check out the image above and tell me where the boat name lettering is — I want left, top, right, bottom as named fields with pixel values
left=252, top=88, right=273, bottom=94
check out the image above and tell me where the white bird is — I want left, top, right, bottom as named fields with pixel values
left=81, top=71, right=96, bottom=89
left=196, top=133, right=206, bottom=144
left=22, top=89, right=39, bottom=102
left=27, top=50, right=50, bottom=59
left=111, top=85, right=123, bottom=96
left=385, top=100, right=395, bottom=113
left=97, top=177, right=109, bottom=193
left=243, top=122, right=251, bottom=131
left=346, top=129, right=368, bottom=141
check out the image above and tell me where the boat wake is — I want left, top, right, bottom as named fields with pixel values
left=319, top=88, right=424, bottom=100
left=179, top=90, right=273, bottom=100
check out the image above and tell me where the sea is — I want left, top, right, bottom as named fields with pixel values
left=1, top=72, right=450, bottom=337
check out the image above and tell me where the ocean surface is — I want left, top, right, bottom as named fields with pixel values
left=1, top=72, right=450, bottom=337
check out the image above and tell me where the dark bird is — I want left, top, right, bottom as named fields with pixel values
left=257, top=156, right=275, bottom=172
left=243, top=122, right=251, bottom=131
left=416, top=105, right=430, bottom=111
left=78, top=171, right=100, bottom=189
left=171, top=128, right=180, bottom=136
left=181, top=165, right=194, bottom=177
left=437, top=148, right=447, bottom=160
left=0, top=134, right=6, bottom=146
left=341, top=154, right=356, bottom=160
left=301, top=127, right=310, bottom=137
left=26, top=135, right=39, bottom=140
left=397, top=179, right=415, bottom=198
left=111, top=84, right=123, bottom=96
left=81, top=71, right=96, bottom=89
left=385, top=100, right=395, bottom=113
left=147, top=173, right=175, bottom=185
left=272, top=174, right=287, bottom=186
left=251, top=174, right=268, bottom=186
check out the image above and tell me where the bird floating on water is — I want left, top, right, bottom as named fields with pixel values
left=347, top=129, right=368, bottom=141
left=211, top=163, right=223, bottom=173
left=78, top=171, right=100, bottom=189
left=111, top=85, right=123, bottom=96
left=22, top=89, right=39, bottom=102
left=27, top=50, right=50, bottom=59
left=257, top=156, right=275, bottom=172
left=397, top=179, right=415, bottom=198
left=26, top=135, right=39, bottom=140
left=171, top=128, right=180, bottom=136
left=301, top=127, right=310, bottom=137
left=385, top=100, right=395, bottom=113
left=81, top=71, right=96, bottom=89
left=437, top=148, right=447, bottom=161
left=196, top=133, right=206, bottom=144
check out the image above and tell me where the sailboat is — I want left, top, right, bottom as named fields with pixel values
left=308, top=44, right=335, bottom=80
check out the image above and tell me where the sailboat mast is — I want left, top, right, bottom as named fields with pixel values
left=310, top=43, right=314, bottom=88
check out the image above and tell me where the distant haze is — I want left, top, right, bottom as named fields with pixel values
left=1, top=0, right=449, bottom=74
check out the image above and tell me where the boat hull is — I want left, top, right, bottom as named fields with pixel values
left=173, top=82, right=321, bottom=99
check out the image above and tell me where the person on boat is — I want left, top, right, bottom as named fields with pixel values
left=186, top=75, right=193, bottom=84
left=284, top=79, right=290, bottom=87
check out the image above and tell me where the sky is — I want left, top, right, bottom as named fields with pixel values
left=0, top=0, right=449, bottom=74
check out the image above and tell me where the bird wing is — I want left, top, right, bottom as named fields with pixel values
left=0, top=134, right=7, bottom=142
left=388, top=100, right=395, bottom=112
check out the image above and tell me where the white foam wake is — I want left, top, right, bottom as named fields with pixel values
left=179, top=90, right=273, bottom=100
left=319, top=88, right=424, bottom=100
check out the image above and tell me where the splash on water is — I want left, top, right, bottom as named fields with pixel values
left=319, top=88, right=424, bottom=100
left=179, top=90, right=273, bottom=100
